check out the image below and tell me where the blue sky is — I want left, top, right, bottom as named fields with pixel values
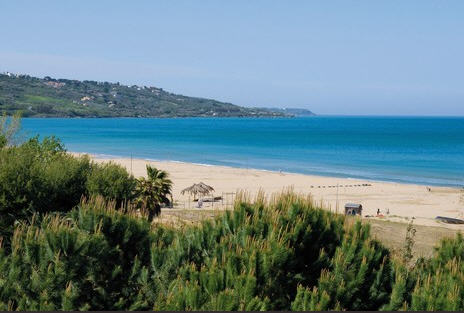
left=1, top=1, right=463, bottom=115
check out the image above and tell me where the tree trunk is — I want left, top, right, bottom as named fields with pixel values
left=148, top=204, right=161, bottom=222
left=148, top=209, right=154, bottom=223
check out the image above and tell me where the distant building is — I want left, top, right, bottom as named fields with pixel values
left=45, top=81, right=65, bottom=88
left=345, top=203, right=362, bottom=216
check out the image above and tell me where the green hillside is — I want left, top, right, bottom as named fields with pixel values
left=0, top=72, right=285, bottom=118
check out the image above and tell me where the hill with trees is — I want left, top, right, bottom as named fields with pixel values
left=0, top=72, right=286, bottom=118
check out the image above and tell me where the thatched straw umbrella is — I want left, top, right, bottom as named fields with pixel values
left=181, top=182, right=215, bottom=208
left=181, top=182, right=214, bottom=200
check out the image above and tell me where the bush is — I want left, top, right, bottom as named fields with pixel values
left=385, top=233, right=464, bottom=311
left=0, top=136, right=91, bottom=241
left=86, top=162, right=136, bottom=206
left=291, top=222, right=392, bottom=311
left=0, top=197, right=156, bottom=310
left=0, top=192, right=377, bottom=310
left=0, top=136, right=138, bottom=244
left=0, top=112, right=21, bottom=146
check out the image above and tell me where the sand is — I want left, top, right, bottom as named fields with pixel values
left=74, top=153, right=464, bottom=229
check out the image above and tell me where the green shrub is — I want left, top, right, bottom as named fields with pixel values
left=86, top=162, right=136, bottom=206
left=0, top=197, right=155, bottom=310
left=385, top=233, right=464, bottom=311
left=0, top=192, right=364, bottom=310
left=1, top=179, right=464, bottom=311
left=0, top=112, right=21, bottom=146
left=146, top=191, right=371, bottom=310
left=0, top=136, right=138, bottom=244
left=0, top=136, right=91, bottom=241
left=291, top=222, right=392, bottom=311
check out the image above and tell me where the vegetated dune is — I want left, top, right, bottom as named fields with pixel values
left=1, top=190, right=464, bottom=310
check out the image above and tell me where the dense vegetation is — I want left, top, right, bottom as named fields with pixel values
left=1, top=116, right=464, bottom=311
left=0, top=114, right=172, bottom=245
left=0, top=72, right=286, bottom=118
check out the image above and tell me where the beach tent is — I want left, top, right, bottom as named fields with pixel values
left=344, top=203, right=362, bottom=216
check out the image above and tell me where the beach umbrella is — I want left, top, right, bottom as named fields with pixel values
left=197, top=182, right=215, bottom=193
left=181, top=182, right=215, bottom=200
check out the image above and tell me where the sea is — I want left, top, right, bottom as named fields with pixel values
left=20, top=116, right=464, bottom=187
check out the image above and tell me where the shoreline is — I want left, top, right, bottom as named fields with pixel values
left=72, top=151, right=464, bottom=229
left=75, top=151, right=462, bottom=188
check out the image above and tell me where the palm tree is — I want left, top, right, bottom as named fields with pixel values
left=134, top=165, right=172, bottom=222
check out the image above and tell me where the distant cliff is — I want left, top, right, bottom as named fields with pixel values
left=0, top=72, right=285, bottom=118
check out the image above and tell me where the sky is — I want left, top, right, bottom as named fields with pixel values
left=1, top=1, right=463, bottom=115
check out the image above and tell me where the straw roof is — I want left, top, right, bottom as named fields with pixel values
left=181, top=182, right=215, bottom=196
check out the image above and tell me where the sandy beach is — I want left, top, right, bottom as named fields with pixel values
left=74, top=153, right=464, bottom=229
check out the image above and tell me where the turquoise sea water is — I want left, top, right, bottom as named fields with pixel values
left=21, top=117, right=464, bottom=187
